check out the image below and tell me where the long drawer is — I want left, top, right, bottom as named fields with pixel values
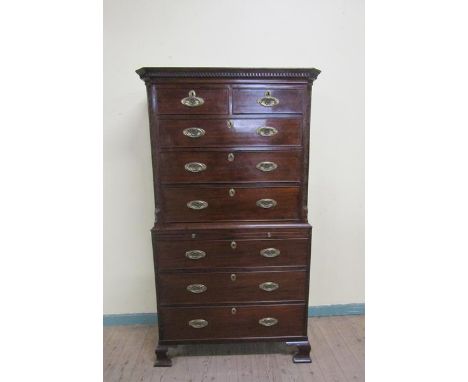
left=158, top=270, right=307, bottom=305
left=159, top=304, right=306, bottom=341
left=158, top=118, right=302, bottom=147
left=162, top=186, right=300, bottom=223
left=159, top=151, right=302, bottom=183
left=156, top=238, right=309, bottom=270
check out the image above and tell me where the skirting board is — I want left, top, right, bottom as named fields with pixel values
left=103, top=303, right=364, bottom=326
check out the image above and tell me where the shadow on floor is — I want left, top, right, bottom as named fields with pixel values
left=168, top=342, right=296, bottom=357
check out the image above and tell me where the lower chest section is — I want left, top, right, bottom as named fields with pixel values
left=153, top=225, right=311, bottom=342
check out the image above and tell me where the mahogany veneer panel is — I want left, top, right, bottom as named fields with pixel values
left=159, top=304, right=306, bottom=341
left=232, top=87, right=305, bottom=114
left=156, top=238, right=309, bottom=270
left=156, top=86, right=229, bottom=115
left=158, top=118, right=302, bottom=147
left=158, top=270, right=307, bottom=305
left=159, top=151, right=302, bottom=183
left=162, top=186, right=301, bottom=222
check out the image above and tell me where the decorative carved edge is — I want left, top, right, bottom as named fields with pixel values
left=136, top=68, right=321, bottom=83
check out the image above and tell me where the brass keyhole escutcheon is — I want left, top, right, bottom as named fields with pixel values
left=231, top=307, right=237, bottom=315
left=227, top=120, right=233, bottom=129
left=231, top=241, right=237, bottom=249
left=229, top=188, right=235, bottom=197
left=228, top=153, right=235, bottom=162
left=231, top=273, right=236, bottom=281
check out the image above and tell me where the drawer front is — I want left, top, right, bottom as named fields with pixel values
left=157, top=86, right=229, bottom=115
left=156, top=238, right=309, bottom=270
left=158, top=270, right=306, bottom=305
left=160, top=304, right=306, bottom=341
left=233, top=87, right=305, bottom=114
left=159, top=151, right=302, bottom=183
left=159, top=118, right=302, bottom=147
left=162, top=186, right=300, bottom=223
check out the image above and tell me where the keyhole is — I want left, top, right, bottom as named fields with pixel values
left=231, top=307, right=237, bottom=315
left=231, top=273, right=236, bottom=281
left=231, top=241, right=237, bottom=249
left=228, top=153, right=235, bottom=162
left=229, top=188, right=235, bottom=197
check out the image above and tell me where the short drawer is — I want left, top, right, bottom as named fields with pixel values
left=156, top=238, right=309, bottom=270
left=157, top=86, right=229, bottom=114
left=159, top=304, right=306, bottom=341
left=158, top=270, right=307, bottom=305
left=233, top=87, right=305, bottom=114
left=158, top=118, right=302, bottom=147
left=162, top=186, right=300, bottom=223
left=159, top=151, right=302, bottom=183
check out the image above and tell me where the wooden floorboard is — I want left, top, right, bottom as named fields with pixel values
left=103, top=316, right=365, bottom=382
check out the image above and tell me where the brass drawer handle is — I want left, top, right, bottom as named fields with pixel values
left=181, top=90, right=205, bottom=107
left=184, top=162, right=207, bottom=173
left=185, top=250, right=206, bottom=260
left=259, top=317, right=278, bottom=327
left=256, top=161, right=278, bottom=172
left=183, top=127, right=205, bottom=138
left=257, top=126, right=278, bottom=137
left=259, top=281, right=279, bottom=292
left=256, top=199, right=277, bottom=209
left=257, top=90, right=279, bottom=107
left=260, top=248, right=281, bottom=258
left=186, top=284, right=207, bottom=293
left=187, top=200, right=208, bottom=210
left=188, top=319, right=208, bottom=328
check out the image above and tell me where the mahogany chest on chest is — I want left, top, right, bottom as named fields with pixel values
left=136, top=67, right=320, bottom=366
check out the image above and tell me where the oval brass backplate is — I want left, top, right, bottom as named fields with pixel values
left=184, top=162, right=207, bottom=173
left=256, top=199, right=277, bottom=209
left=259, top=281, right=279, bottom=292
left=257, top=126, right=278, bottom=137
left=181, top=90, right=205, bottom=107
left=257, top=90, right=279, bottom=107
left=187, top=200, right=208, bottom=210
left=230, top=273, right=236, bottom=281
left=259, top=317, right=278, bottom=327
left=188, top=319, right=208, bottom=328
left=230, top=241, right=237, bottom=249
left=229, top=188, right=235, bottom=197
left=256, top=161, right=278, bottom=172
left=186, top=284, right=207, bottom=293
left=185, top=250, right=206, bottom=260
left=183, top=127, right=206, bottom=138
left=260, top=248, right=281, bottom=258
